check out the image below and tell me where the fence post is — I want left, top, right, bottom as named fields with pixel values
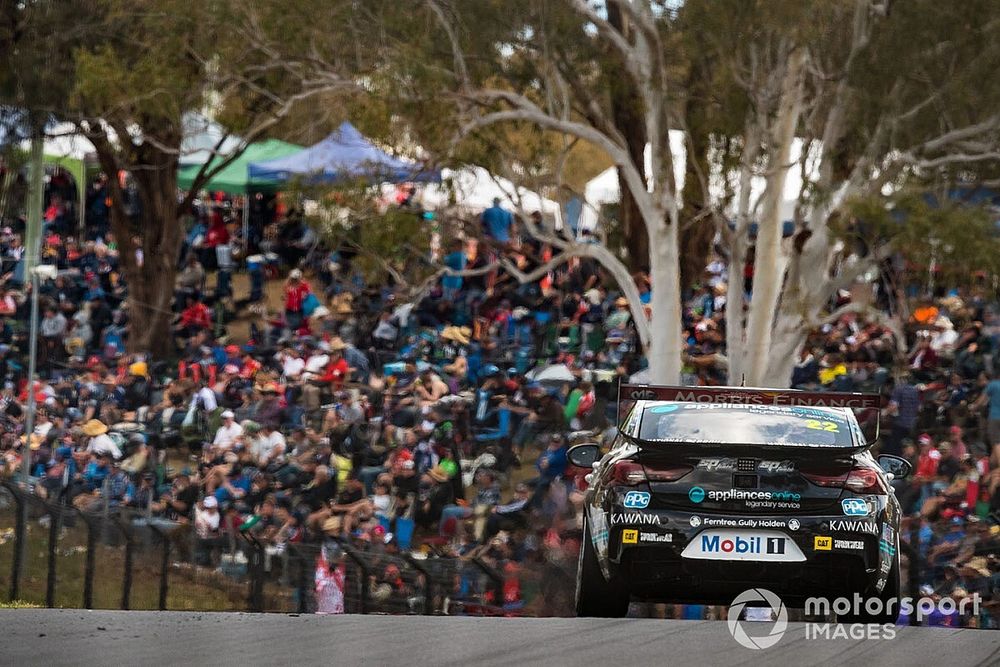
left=148, top=523, right=171, bottom=611
left=295, top=545, right=310, bottom=614
left=82, top=513, right=97, bottom=609
left=472, top=557, right=505, bottom=610
left=45, top=501, right=61, bottom=608
left=115, top=516, right=134, bottom=610
left=7, top=483, right=25, bottom=602
left=403, top=553, right=434, bottom=615
left=907, top=520, right=921, bottom=627
left=337, top=539, right=370, bottom=613
left=240, top=531, right=266, bottom=613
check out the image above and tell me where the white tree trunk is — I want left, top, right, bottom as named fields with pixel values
left=760, top=313, right=807, bottom=387
left=744, top=47, right=807, bottom=385
left=646, top=220, right=682, bottom=384
left=725, top=239, right=747, bottom=384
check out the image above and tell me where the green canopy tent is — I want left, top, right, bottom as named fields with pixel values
left=44, top=154, right=87, bottom=233
left=177, top=139, right=302, bottom=252
left=176, top=139, right=302, bottom=194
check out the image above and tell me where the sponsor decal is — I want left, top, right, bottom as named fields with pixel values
left=698, top=489, right=802, bottom=509
left=834, top=539, right=864, bottom=550
left=829, top=520, right=878, bottom=535
left=788, top=519, right=800, bottom=531
left=681, top=529, right=806, bottom=562
left=621, top=384, right=880, bottom=409
left=814, top=536, right=832, bottom=551
left=841, top=498, right=870, bottom=517
left=707, top=489, right=801, bottom=503
left=880, top=558, right=892, bottom=575
left=611, top=513, right=662, bottom=526
left=689, top=516, right=702, bottom=527
left=639, top=531, right=672, bottom=544
left=622, top=529, right=638, bottom=544
left=697, top=517, right=796, bottom=530
left=623, top=491, right=650, bottom=509
left=689, top=486, right=706, bottom=503
left=697, top=458, right=795, bottom=473
left=881, top=523, right=895, bottom=543
left=879, top=539, right=896, bottom=556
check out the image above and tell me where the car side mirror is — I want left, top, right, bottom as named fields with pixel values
left=877, top=454, right=912, bottom=479
left=567, top=443, right=601, bottom=468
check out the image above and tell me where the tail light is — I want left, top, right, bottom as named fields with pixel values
left=802, top=467, right=885, bottom=494
left=606, top=461, right=692, bottom=486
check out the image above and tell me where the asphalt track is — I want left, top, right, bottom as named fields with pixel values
left=2, top=610, right=998, bottom=666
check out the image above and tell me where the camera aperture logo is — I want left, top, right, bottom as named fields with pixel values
left=727, top=588, right=982, bottom=649
left=727, top=588, right=788, bottom=649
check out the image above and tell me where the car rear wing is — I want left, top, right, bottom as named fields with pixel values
left=617, top=383, right=882, bottom=446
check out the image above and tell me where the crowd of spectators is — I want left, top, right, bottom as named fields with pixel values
left=0, top=172, right=997, bottom=623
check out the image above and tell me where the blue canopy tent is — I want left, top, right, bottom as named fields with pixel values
left=247, top=122, right=440, bottom=184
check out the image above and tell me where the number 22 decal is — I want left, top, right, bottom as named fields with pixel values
left=804, top=419, right=839, bottom=432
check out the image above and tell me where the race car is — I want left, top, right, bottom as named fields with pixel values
left=570, top=384, right=912, bottom=620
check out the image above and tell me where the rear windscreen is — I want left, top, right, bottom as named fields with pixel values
left=639, top=403, right=855, bottom=447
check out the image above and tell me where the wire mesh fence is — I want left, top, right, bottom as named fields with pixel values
left=0, top=480, right=543, bottom=615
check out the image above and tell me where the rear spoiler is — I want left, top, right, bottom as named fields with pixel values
left=617, top=383, right=882, bottom=446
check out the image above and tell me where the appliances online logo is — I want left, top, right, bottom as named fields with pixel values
left=692, top=489, right=801, bottom=503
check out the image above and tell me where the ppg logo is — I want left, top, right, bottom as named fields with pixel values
left=623, top=491, right=650, bottom=509
left=841, top=498, right=869, bottom=516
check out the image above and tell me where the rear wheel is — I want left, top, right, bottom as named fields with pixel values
left=838, top=551, right=900, bottom=624
left=576, top=514, right=631, bottom=617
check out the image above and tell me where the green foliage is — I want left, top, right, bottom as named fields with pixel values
left=848, top=193, right=1000, bottom=285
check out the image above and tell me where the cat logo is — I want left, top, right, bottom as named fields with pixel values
left=622, top=529, right=639, bottom=544
left=814, top=536, right=832, bottom=551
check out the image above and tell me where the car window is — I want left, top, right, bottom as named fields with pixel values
left=638, top=403, right=855, bottom=447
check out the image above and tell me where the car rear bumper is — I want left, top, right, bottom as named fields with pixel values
left=604, top=509, right=883, bottom=604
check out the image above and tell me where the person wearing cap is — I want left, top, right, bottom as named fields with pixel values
left=212, top=410, right=243, bottom=453
left=316, top=338, right=351, bottom=390
left=125, top=471, right=159, bottom=510
left=534, top=432, right=568, bottom=486
left=914, top=434, right=941, bottom=482
left=194, top=495, right=224, bottom=565
left=82, top=419, right=122, bottom=459
left=284, top=268, right=312, bottom=333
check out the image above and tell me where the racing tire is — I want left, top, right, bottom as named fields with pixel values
left=838, top=551, right=900, bottom=625
left=575, top=514, right=631, bottom=618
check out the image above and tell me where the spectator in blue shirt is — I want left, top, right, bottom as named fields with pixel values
left=885, top=373, right=920, bottom=455
left=972, top=369, right=1000, bottom=463
left=481, top=198, right=513, bottom=244
left=81, top=454, right=112, bottom=492
left=536, top=433, right=568, bottom=482
left=442, top=238, right=467, bottom=301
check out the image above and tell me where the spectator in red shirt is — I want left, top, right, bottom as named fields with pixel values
left=174, top=296, right=211, bottom=341
left=284, top=268, right=312, bottom=332
left=319, top=338, right=351, bottom=389
left=205, top=208, right=229, bottom=248
left=914, top=433, right=941, bottom=480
